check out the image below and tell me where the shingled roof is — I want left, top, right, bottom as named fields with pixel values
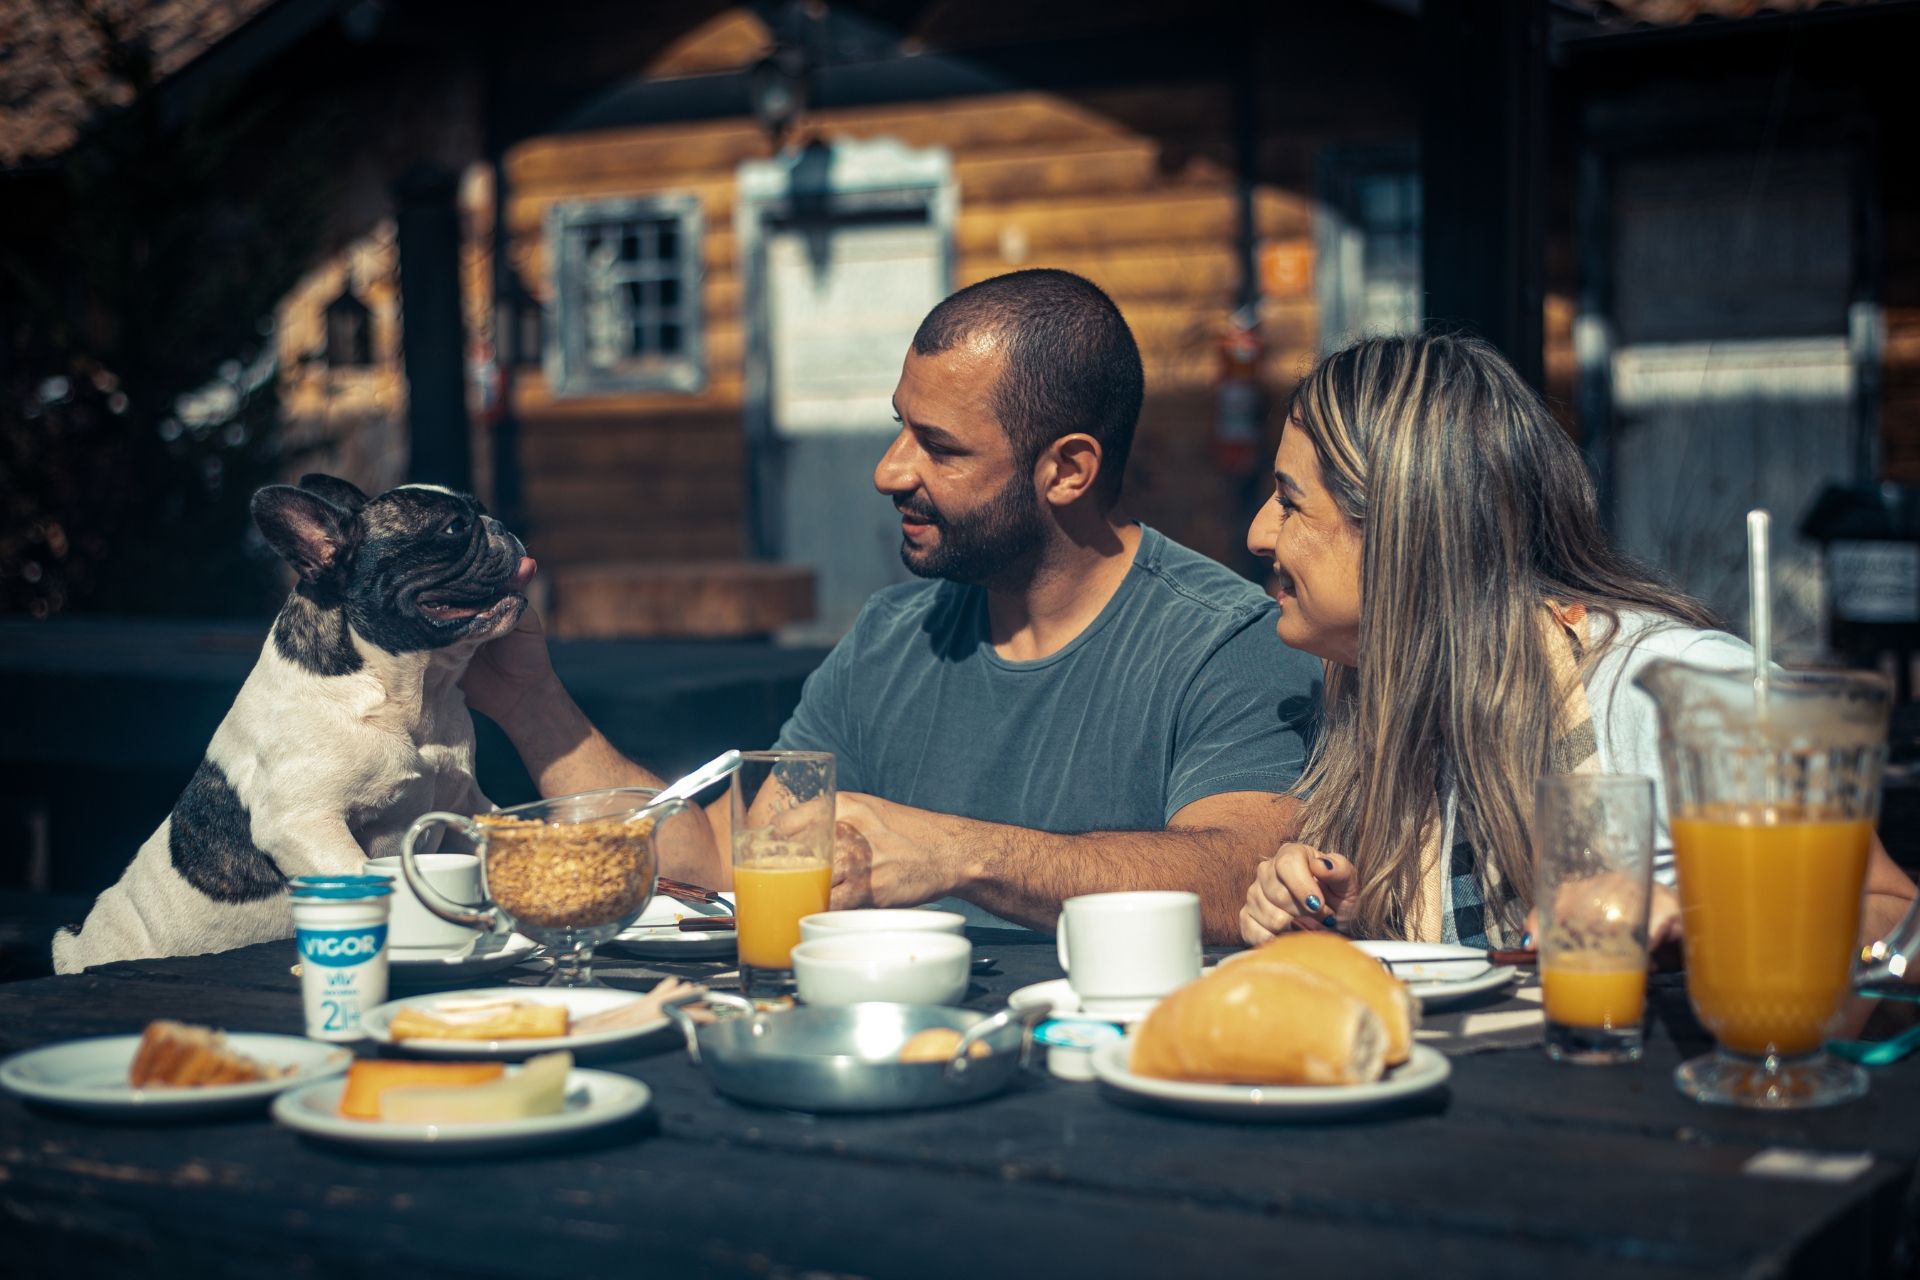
left=0, top=0, right=280, bottom=168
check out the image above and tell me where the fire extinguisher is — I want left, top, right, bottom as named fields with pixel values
left=1211, top=315, right=1265, bottom=476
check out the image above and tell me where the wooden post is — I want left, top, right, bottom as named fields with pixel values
left=395, top=164, right=473, bottom=490
left=1419, top=0, right=1547, bottom=388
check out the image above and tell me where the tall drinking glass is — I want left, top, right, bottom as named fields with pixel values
left=731, top=751, right=835, bottom=997
left=1636, top=659, right=1891, bottom=1109
left=1535, top=774, right=1657, bottom=1064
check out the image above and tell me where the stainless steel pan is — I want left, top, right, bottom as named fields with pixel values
left=663, top=992, right=1046, bottom=1113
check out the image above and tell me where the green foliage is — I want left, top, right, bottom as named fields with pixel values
left=0, top=7, right=338, bottom=617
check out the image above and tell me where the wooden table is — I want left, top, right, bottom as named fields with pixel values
left=2, top=933, right=1917, bottom=1279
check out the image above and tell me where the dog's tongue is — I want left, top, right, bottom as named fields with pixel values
left=511, top=556, right=538, bottom=590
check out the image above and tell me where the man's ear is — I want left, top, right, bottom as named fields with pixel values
left=1038, top=434, right=1104, bottom=508
left=297, top=473, right=369, bottom=514
left=252, top=486, right=354, bottom=583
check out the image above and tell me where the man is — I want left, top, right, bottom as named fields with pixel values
left=464, top=269, right=1319, bottom=942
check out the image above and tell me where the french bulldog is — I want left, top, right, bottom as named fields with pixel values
left=52, top=474, right=536, bottom=974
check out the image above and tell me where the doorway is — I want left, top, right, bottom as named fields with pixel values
left=1586, top=147, right=1873, bottom=652
left=737, top=140, right=956, bottom=641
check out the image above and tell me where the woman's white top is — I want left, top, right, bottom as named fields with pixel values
left=1583, top=609, right=1753, bottom=885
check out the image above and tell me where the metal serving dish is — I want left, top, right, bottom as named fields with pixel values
left=663, top=992, right=1045, bottom=1113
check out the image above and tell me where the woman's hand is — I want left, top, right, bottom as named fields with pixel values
left=1240, top=843, right=1356, bottom=946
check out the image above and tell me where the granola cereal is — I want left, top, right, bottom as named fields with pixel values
left=476, top=814, right=657, bottom=930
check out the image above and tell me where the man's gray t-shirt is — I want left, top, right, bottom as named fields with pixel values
left=773, top=525, right=1322, bottom=927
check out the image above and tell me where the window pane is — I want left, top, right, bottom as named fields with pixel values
left=554, top=198, right=700, bottom=393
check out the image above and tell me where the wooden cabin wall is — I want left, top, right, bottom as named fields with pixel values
left=498, top=85, right=1336, bottom=573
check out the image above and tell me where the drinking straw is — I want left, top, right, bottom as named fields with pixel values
left=1747, top=509, right=1771, bottom=705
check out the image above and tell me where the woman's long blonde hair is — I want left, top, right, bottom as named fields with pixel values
left=1290, top=333, right=1717, bottom=940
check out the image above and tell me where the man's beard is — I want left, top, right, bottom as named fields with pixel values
left=897, top=475, right=1047, bottom=586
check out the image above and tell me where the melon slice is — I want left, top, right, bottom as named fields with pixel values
left=376, top=1051, right=574, bottom=1123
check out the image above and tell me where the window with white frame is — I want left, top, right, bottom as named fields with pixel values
left=1317, top=146, right=1422, bottom=349
left=546, top=194, right=703, bottom=395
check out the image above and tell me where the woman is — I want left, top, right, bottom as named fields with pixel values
left=1240, top=333, right=1916, bottom=952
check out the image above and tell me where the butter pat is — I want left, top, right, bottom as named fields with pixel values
left=377, top=1050, right=572, bottom=1123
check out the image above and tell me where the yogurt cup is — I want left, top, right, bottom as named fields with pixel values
left=290, top=875, right=393, bottom=1042
left=1034, top=1016, right=1127, bottom=1082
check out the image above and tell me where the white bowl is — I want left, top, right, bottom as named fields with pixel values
left=798, top=908, right=968, bottom=944
left=791, top=931, right=973, bottom=1007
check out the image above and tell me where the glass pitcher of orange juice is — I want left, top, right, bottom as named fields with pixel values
left=1636, top=658, right=1913, bottom=1108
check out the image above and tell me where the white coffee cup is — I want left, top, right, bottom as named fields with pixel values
left=365, top=853, right=485, bottom=953
left=1056, top=890, right=1202, bottom=1015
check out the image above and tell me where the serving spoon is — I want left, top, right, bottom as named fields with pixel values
left=648, top=749, right=743, bottom=810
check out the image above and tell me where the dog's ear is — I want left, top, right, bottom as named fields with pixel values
left=252, top=486, right=354, bottom=583
left=297, top=473, right=369, bottom=514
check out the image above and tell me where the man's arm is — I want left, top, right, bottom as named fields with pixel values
left=833, top=790, right=1301, bottom=944
left=463, top=607, right=729, bottom=886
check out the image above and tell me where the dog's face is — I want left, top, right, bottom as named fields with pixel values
left=251, top=474, right=535, bottom=653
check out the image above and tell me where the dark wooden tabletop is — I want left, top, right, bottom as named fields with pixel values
left=3, top=932, right=1917, bottom=1280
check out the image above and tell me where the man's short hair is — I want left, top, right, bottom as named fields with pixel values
left=911, top=269, right=1144, bottom=508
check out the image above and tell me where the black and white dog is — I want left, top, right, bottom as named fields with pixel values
left=52, top=474, right=535, bottom=974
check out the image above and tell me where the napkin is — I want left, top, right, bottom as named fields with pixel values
left=1415, top=978, right=1545, bottom=1055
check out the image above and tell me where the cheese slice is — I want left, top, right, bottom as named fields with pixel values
left=376, top=1051, right=573, bottom=1123
left=339, top=1060, right=504, bottom=1119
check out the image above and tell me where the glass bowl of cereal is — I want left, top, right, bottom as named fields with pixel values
left=400, top=787, right=689, bottom=986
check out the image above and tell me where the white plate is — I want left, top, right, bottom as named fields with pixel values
left=608, top=891, right=737, bottom=959
left=272, top=1067, right=650, bottom=1155
left=1090, top=1039, right=1451, bottom=1120
left=389, top=932, right=542, bottom=982
left=362, top=987, right=671, bottom=1059
left=0, top=1033, right=352, bottom=1118
left=1350, top=941, right=1520, bottom=1008
left=1006, top=978, right=1157, bottom=1025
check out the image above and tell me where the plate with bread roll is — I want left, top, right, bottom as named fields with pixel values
left=1088, top=934, right=1450, bottom=1120
left=272, top=1051, right=651, bottom=1155
left=363, top=979, right=701, bottom=1059
left=1348, top=941, right=1522, bottom=1008
left=0, top=1020, right=352, bottom=1117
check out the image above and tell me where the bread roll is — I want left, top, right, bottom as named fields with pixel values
left=1227, top=933, right=1415, bottom=1065
left=1129, top=961, right=1387, bottom=1086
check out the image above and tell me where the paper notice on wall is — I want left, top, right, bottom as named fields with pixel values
left=1829, top=540, right=1920, bottom=624
left=767, top=223, right=945, bottom=437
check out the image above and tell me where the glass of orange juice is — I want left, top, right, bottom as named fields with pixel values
left=730, top=751, right=835, bottom=997
left=1534, top=775, right=1657, bottom=1064
left=1637, top=660, right=1892, bottom=1110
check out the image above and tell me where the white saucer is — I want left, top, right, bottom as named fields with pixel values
left=608, top=891, right=737, bottom=960
left=362, top=987, right=671, bottom=1059
left=1006, top=978, right=1156, bottom=1024
left=1090, top=1039, right=1451, bottom=1120
left=389, top=932, right=542, bottom=982
left=1351, top=941, right=1521, bottom=1009
left=0, top=1033, right=351, bottom=1118
left=272, top=1067, right=650, bottom=1155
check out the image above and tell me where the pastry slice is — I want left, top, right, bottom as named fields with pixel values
left=387, top=997, right=569, bottom=1041
left=128, top=1020, right=289, bottom=1088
